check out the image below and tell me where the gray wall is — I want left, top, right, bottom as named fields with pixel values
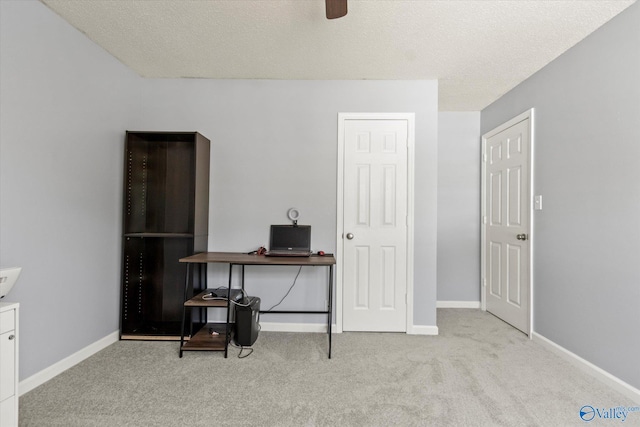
left=437, top=113, right=481, bottom=302
left=1, top=1, right=439, bottom=380
left=137, top=79, right=439, bottom=327
left=481, top=2, right=640, bottom=389
left=0, top=1, right=140, bottom=379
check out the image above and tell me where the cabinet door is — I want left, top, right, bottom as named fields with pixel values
left=0, top=330, right=15, bottom=401
left=0, top=396, right=16, bottom=426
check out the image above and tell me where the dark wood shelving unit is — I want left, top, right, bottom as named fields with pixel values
left=120, top=131, right=210, bottom=340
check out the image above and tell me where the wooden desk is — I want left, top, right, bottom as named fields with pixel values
left=178, top=252, right=336, bottom=358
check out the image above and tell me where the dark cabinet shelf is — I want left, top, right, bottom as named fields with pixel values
left=120, top=131, right=210, bottom=340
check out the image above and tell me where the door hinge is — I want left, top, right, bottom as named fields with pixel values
left=482, top=153, right=488, bottom=162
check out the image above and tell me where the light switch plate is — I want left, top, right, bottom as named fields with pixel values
left=534, top=195, right=543, bottom=211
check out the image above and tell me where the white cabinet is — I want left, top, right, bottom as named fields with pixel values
left=0, top=303, right=18, bottom=427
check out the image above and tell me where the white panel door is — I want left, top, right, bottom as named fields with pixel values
left=484, top=117, right=531, bottom=334
left=342, top=119, right=408, bottom=332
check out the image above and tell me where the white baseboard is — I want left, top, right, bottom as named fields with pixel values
left=19, top=330, right=119, bottom=396
left=260, top=322, right=334, bottom=333
left=532, top=332, right=640, bottom=404
left=261, top=321, right=439, bottom=336
left=437, top=301, right=481, bottom=309
left=408, top=324, right=439, bottom=335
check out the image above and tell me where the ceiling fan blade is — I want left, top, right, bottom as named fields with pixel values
left=326, top=0, right=347, bottom=19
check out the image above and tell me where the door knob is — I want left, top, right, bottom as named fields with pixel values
left=346, top=233, right=354, bottom=240
left=516, top=234, right=528, bottom=241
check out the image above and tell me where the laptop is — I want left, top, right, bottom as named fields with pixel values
left=266, top=225, right=312, bottom=257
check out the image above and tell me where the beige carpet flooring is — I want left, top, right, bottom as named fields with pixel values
left=19, top=309, right=638, bottom=426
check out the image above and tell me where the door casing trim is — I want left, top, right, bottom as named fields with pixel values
left=336, top=112, right=415, bottom=334
left=480, top=108, right=535, bottom=337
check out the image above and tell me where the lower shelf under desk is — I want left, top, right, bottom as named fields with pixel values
left=181, top=323, right=228, bottom=352
left=180, top=289, right=242, bottom=356
left=185, top=288, right=242, bottom=307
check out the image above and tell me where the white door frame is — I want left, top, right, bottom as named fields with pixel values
left=336, top=112, right=415, bottom=333
left=480, top=108, right=535, bottom=337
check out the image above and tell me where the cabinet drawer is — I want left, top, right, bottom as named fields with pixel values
left=1, top=330, right=16, bottom=402
left=0, top=395, right=17, bottom=426
left=0, top=310, right=15, bottom=334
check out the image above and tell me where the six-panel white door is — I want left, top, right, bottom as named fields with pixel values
left=342, top=119, right=408, bottom=332
left=484, top=117, right=531, bottom=335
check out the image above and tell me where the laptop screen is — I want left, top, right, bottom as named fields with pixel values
left=269, top=225, right=311, bottom=252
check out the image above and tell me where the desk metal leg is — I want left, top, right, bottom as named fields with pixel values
left=328, top=264, right=333, bottom=359
left=202, top=261, right=207, bottom=289
left=179, top=263, right=191, bottom=358
left=224, top=263, right=234, bottom=358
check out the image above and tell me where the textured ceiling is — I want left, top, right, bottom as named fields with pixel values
left=41, top=0, right=635, bottom=111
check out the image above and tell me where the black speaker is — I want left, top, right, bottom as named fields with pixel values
left=234, top=297, right=260, bottom=346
